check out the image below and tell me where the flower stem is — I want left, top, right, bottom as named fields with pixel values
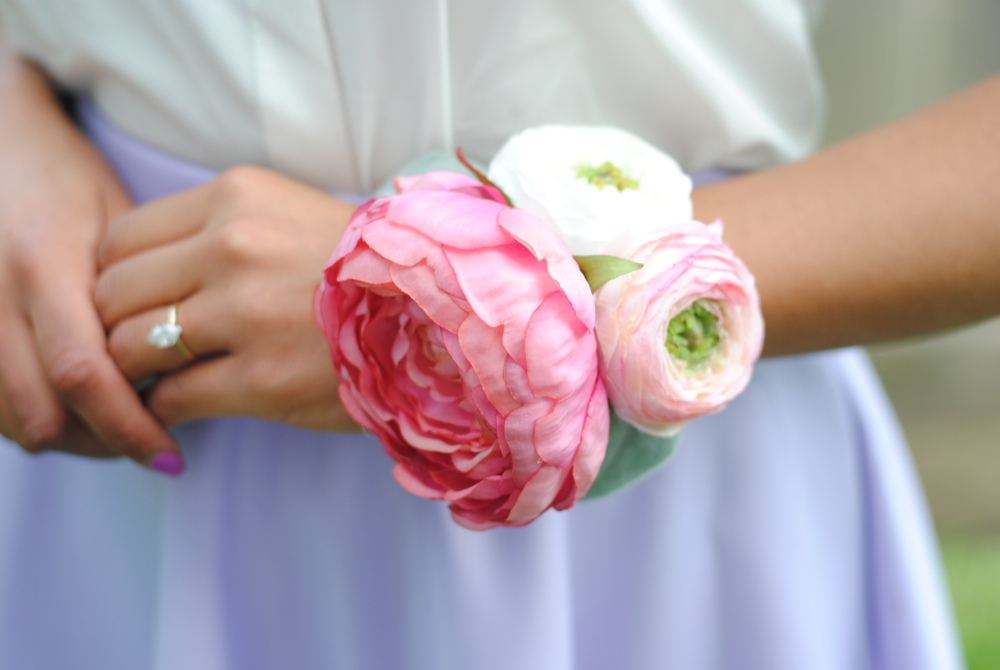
left=456, top=147, right=513, bottom=206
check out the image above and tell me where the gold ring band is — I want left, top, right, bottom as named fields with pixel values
left=173, top=335, right=196, bottom=360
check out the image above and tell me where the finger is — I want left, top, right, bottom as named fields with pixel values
left=19, top=409, right=119, bottom=458
left=30, top=275, right=185, bottom=473
left=0, top=313, right=119, bottom=457
left=98, top=183, right=212, bottom=269
left=108, top=297, right=227, bottom=381
left=0, top=308, right=57, bottom=446
left=97, top=162, right=134, bottom=222
left=147, top=350, right=357, bottom=432
left=0, top=386, right=115, bottom=458
left=0, top=307, right=68, bottom=446
left=45, top=415, right=119, bottom=458
left=148, top=355, right=349, bottom=429
left=0, top=379, right=31, bottom=448
left=146, top=355, right=248, bottom=425
left=95, top=235, right=202, bottom=326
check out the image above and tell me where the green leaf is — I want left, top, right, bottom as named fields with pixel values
left=574, top=255, right=644, bottom=293
left=582, top=411, right=680, bottom=500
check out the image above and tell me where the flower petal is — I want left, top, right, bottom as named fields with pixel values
left=390, top=263, right=468, bottom=333
left=497, top=207, right=596, bottom=329
left=457, top=314, right=519, bottom=417
left=505, top=464, right=569, bottom=526
left=392, top=463, right=445, bottom=499
left=525, top=291, right=594, bottom=400
left=386, top=191, right=511, bottom=249
left=445, top=243, right=557, bottom=365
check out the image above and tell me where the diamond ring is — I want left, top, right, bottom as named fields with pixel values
left=146, top=305, right=196, bottom=360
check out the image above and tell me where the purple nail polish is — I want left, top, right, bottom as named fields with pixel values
left=149, top=452, right=186, bottom=477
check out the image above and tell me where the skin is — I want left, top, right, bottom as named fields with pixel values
left=98, top=75, right=1000, bottom=432
left=694, top=74, right=1000, bottom=356
left=2, top=25, right=998, bottom=459
left=94, top=167, right=359, bottom=432
left=0, top=41, right=184, bottom=463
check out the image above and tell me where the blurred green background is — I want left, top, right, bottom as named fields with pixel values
left=813, top=1, right=1000, bottom=667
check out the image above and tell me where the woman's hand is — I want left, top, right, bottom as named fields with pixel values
left=95, top=166, right=361, bottom=432
left=0, top=44, right=184, bottom=465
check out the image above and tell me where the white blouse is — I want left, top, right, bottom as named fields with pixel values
left=1, top=0, right=826, bottom=192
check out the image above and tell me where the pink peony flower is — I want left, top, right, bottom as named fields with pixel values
left=315, top=171, right=609, bottom=530
left=595, top=222, right=764, bottom=437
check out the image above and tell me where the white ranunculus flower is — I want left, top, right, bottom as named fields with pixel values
left=487, top=126, right=693, bottom=255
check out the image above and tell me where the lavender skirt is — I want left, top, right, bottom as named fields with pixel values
left=0, top=103, right=964, bottom=670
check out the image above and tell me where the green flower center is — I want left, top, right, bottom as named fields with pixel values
left=666, top=301, right=721, bottom=366
left=574, top=161, right=639, bottom=192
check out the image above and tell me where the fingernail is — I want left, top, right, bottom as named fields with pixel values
left=149, top=452, right=186, bottom=477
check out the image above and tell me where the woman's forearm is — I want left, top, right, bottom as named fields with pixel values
left=694, top=75, right=1000, bottom=356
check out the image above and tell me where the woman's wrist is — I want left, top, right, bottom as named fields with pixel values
left=694, top=74, right=1000, bottom=357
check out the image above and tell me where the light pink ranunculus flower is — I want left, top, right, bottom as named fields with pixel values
left=315, top=171, right=609, bottom=530
left=595, top=222, right=764, bottom=437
